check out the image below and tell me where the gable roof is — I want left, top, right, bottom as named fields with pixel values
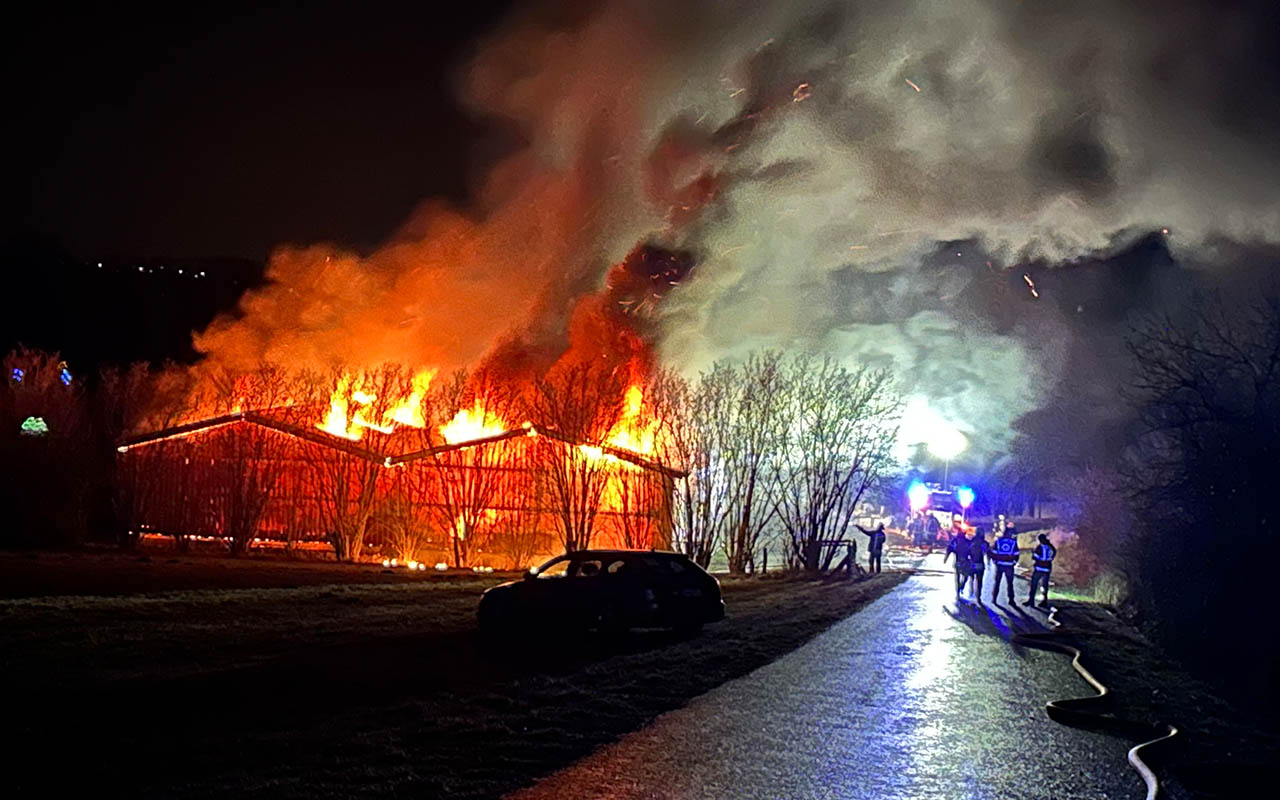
left=117, top=412, right=687, bottom=478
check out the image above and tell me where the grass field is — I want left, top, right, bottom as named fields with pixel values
left=0, top=551, right=905, bottom=798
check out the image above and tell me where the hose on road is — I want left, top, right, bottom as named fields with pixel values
left=1012, top=609, right=1178, bottom=800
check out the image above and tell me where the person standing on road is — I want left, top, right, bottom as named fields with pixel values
left=908, top=514, right=925, bottom=548
left=943, top=521, right=971, bottom=595
left=925, top=514, right=941, bottom=550
left=1024, top=533, right=1057, bottom=609
left=856, top=523, right=887, bottom=573
left=990, top=522, right=1019, bottom=605
left=967, top=531, right=988, bottom=602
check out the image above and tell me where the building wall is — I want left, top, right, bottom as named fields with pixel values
left=118, top=422, right=675, bottom=568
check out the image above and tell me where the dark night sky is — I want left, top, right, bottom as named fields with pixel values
left=6, top=1, right=518, bottom=261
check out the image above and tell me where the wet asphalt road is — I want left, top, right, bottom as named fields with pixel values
left=511, top=551, right=1143, bottom=800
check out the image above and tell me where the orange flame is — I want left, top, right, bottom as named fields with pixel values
left=317, top=374, right=362, bottom=440
left=315, top=369, right=436, bottom=441
left=440, top=400, right=507, bottom=444
left=606, top=384, right=657, bottom=456
left=453, top=509, right=499, bottom=540
left=389, top=369, right=436, bottom=427
left=576, top=383, right=659, bottom=469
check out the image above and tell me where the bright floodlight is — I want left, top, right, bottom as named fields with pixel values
left=926, top=424, right=967, bottom=461
left=899, top=396, right=968, bottom=461
left=956, top=486, right=975, bottom=509
left=907, top=481, right=930, bottom=512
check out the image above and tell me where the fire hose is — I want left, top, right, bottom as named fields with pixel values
left=1011, top=608, right=1179, bottom=800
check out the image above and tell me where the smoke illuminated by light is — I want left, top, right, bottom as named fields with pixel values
left=898, top=396, right=968, bottom=461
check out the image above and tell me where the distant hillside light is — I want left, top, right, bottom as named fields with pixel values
left=11, top=368, right=23, bottom=383
left=20, top=416, right=49, bottom=436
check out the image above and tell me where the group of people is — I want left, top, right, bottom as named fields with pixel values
left=853, top=513, right=1059, bottom=609
left=906, top=512, right=943, bottom=548
left=942, top=515, right=1057, bottom=608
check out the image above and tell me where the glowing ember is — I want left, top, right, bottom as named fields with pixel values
left=440, top=400, right=507, bottom=444
left=1022, top=273, right=1040, bottom=299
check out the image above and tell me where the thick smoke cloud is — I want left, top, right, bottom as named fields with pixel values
left=194, top=0, right=1280, bottom=460
left=637, top=0, right=1280, bottom=457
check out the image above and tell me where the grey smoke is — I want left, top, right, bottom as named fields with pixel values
left=601, top=0, right=1280, bottom=458
left=195, top=0, right=1280, bottom=465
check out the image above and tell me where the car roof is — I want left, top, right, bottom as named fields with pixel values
left=568, top=549, right=686, bottom=558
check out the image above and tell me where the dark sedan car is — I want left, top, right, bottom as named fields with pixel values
left=478, top=550, right=724, bottom=635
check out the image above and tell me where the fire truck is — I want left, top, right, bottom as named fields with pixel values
left=906, top=483, right=973, bottom=549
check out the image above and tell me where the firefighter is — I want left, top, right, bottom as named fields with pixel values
left=908, top=513, right=925, bottom=548
left=942, top=517, right=971, bottom=595
left=925, top=514, right=942, bottom=548
left=990, top=522, right=1019, bottom=605
left=856, top=522, right=887, bottom=573
left=1024, top=533, right=1057, bottom=609
left=967, top=530, right=988, bottom=602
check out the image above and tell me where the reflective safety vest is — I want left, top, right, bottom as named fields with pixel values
left=1033, top=543, right=1056, bottom=572
left=991, top=536, right=1019, bottom=566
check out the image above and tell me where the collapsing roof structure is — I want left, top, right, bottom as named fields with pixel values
left=115, top=408, right=683, bottom=568
left=117, top=409, right=687, bottom=478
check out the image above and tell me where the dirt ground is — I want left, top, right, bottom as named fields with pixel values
left=0, top=548, right=456, bottom=598
left=0, top=551, right=906, bottom=798
left=1046, top=601, right=1280, bottom=799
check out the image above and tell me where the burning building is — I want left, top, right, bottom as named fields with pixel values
left=115, top=369, right=683, bottom=569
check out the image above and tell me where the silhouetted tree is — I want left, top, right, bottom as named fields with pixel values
left=1126, top=294, right=1280, bottom=708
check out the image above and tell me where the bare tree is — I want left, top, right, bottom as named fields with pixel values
left=475, top=471, right=559, bottom=570
left=714, top=353, right=788, bottom=574
left=526, top=361, right=626, bottom=553
left=375, top=483, right=434, bottom=563
left=651, top=369, right=729, bottom=567
left=1123, top=294, right=1280, bottom=704
left=768, top=356, right=900, bottom=571
left=99, top=361, right=165, bottom=550
left=409, top=369, right=521, bottom=567
left=194, top=364, right=297, bottom=555
left=304, top=365, right=409, bottom=561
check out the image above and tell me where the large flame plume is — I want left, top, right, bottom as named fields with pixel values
left=191, top=0, right=1280, bottom=469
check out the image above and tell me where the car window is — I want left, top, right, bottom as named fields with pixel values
left=640, top=555, right=687, bottom=574
left=534, top=557, right=569, bottom=579
left=572, top=559, right=603, bottom=578
left=606, top=559, right=627, bottom=574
